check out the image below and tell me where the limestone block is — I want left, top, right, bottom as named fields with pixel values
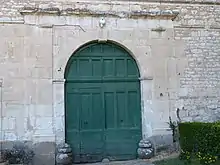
left=35, top=117, right=53, bottom=130
left=153, top=60, right=166, bottom=77
left=2, top=117, right=16, bottom=130
left=152, top=126, right=171, bottom=135
left=38, top=15, right=66, bottom=26
left=150, top=28, right=174, bottom=40
left=64, top=16, right=79, bottom=25
left=24, top=15, right=38, bottom=25
left=53, top=55, right=69, bottom=79
left=33, top=142, right=56, bottom=155
left=3, top=132, right=17, bottom=141
left=6, top=63, right=26, bottom=79
left=33, top=136, right=55, bottom=143
left=24, top=117, right=35, bottom=131
left=168, top=77, right=179, bottom=90
left=27, top=47, right=52, bottom=68
left=2, top=37, right=25, bottom=64
left=3, top=79, right=25, bottom=103
left=174, top=40, right=185, bottom=57
left=78, top=17, right=94, bottom=29
left=105, top=18, right=118, bottom=29
left=141, top=80, right=153, bottom=101
left=167, top=58, right=177, bottom=77
left=178, top=88, right=188, bottom=97
left=79, top=29, right=99, bottom=42
left=24, top=80, right=37, bottom=104
left=167, top=89, right=178, bottom=100
left=32, top=153, right=55, bottom=165
left=117, top=18, right=138, bottom=29
left=153, top=76, right=168, bottom=94
left=55, top=130, right=65, bottom=144
left=108, top=29, right=133, bottom=43
left=53, top=103, right=64, bottom=118
left=54, top=117, right=64, bottom=131
left=151, top=45, right=174, bottom=58
left=36, top=79, right=52, bottom=104
left=53, top=81, right=64, bottom=101
left=12, top=24, right=34, bottom=37
left=27, top=67, right=52, bottom=79
left=150, top=31, right=166, bottom=39
left=53, top=26, right=80, bottom=46
left=134, top=45, right=151, bottom=57
left=149, top=38, right=173, bottom=47
left=4, top=103, right=24, bottom=117
left=138, top=19, right=149, bottom=29
left=134, top=29, right=150, bottom=41
left=16, top=118, right=26, bottom=139
left=176, top=58, right=188, bottom=76
left=159, top=20, right=174, bottom=29
left=151, top=100, right=170, bottom=122
left=0, top=25, right=26, bottom=37
left=35, top=105, right=53, bottom=117
left=146, top=20, right=161, bottom=29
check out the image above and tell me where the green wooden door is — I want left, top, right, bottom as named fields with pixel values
left=65, top=42, right=141, bottom=163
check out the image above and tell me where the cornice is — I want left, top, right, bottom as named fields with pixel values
left=20, top=7, right=179, bottom=20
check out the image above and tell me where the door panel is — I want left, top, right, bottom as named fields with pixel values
left=65, top=92, right=81, bottom=162
left=66, top=83, right=104, bottom=163
left=79, top=88, right=104, bottom=163
left=103, top=82, right=141, bottom=160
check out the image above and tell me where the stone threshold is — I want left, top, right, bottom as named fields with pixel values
left=79, top=159, right=154, bottom=165
left=19, top=7, right=179, bottom=20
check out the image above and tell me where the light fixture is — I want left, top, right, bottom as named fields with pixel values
left=99, top=17, right=106, bottom=28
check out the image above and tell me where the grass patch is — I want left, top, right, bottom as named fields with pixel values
left=153, top=157, right=220, bottom=165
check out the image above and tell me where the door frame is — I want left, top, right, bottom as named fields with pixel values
left=64, top=42, right=142, bottom=161
left=52, top=39, right=154, bottom=145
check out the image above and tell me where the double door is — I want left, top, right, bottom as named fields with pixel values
left=65, top=81, right=141, bottom=163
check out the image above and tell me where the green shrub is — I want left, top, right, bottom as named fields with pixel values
left=178, top=122, right=220, bottom=164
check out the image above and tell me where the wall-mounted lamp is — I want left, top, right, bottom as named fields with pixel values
left=99, top=17, right=106, bottom=28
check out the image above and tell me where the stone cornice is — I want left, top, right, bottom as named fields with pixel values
left=19, top=7, right=179, bottom=20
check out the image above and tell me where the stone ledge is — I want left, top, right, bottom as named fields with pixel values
left=139, top=76, right=153, bottom=81
left=52, top=79, right=66, bottom=84
left=19, top=7, right=179, bottom=20
left=0, top=18, right=24, bottom=24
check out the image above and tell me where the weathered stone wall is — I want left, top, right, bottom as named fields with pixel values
left=175, top=28, right=220, bottom=122
left=0, top=0, right=220, bottom=164
left=0, top=24, right=53, bottom=141
left=0, top=24, right=55, bottom=164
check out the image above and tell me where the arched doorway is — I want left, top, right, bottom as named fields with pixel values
left=64, top=41, right=142, bottom=163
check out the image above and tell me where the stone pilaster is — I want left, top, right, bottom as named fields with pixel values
left=52, top=79, right=65, bottom=144
left=137, top=77, right=154, bottom=159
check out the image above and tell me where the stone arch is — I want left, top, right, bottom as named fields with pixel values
left=53, top=37, right=153, bottom=148
left=64, top=40, right=142, bottom=79
left=64, top=40, right=143, bottom=162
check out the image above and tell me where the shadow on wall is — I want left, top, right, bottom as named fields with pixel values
left=0, top=141, right=55, bottom=165
left=148, top=134, right=174, bottom=154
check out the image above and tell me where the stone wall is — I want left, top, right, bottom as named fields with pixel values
left=175, top=28, right=220, bottom=122
left=0, top=0, right=220, bottom=164
left=0, top=24, right=55, bottom=164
